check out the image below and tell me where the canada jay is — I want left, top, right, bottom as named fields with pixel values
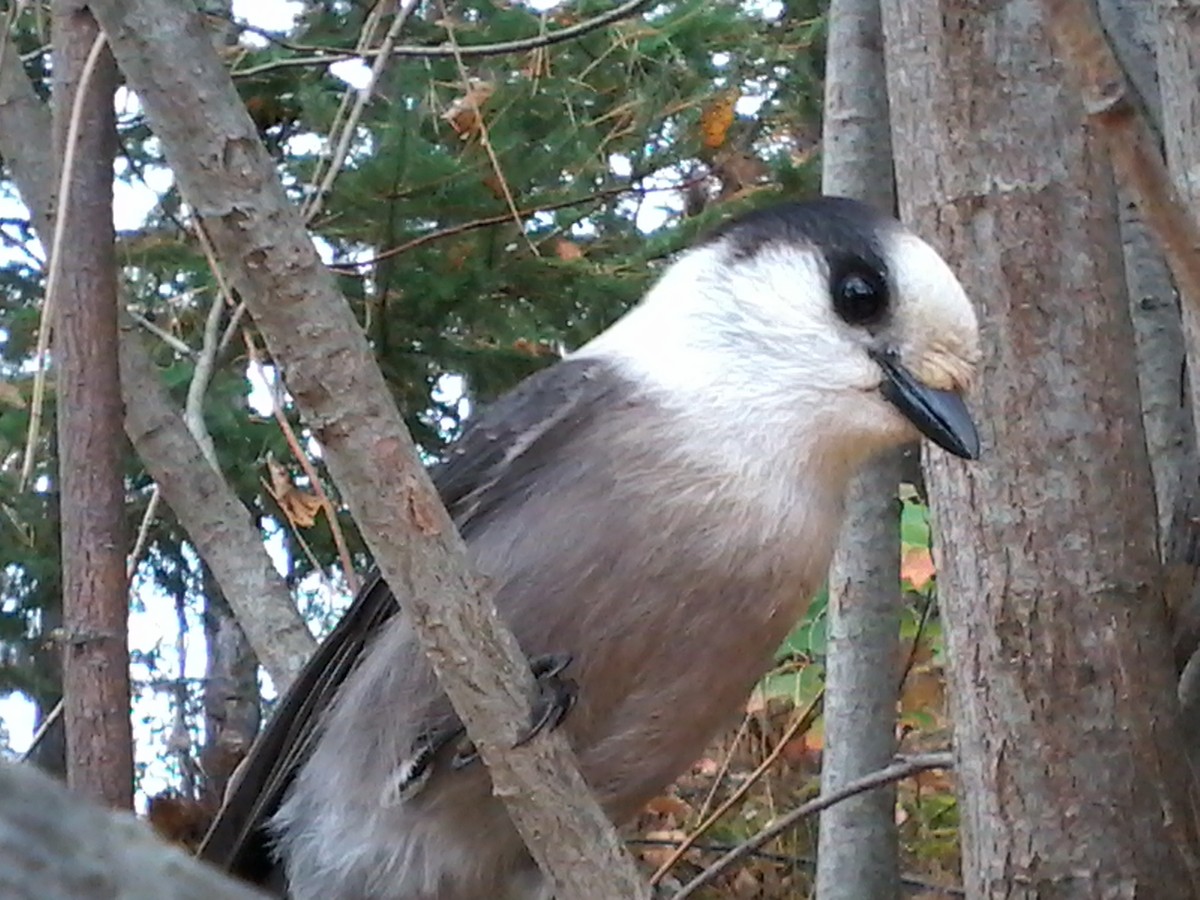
left=201, top=197, right=981, bottom=899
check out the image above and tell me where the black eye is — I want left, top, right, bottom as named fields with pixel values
left=832, top=268, right=889, bottom=326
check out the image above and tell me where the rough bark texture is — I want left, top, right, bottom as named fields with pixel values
left=52, top=0, right=134, bottom=810
left=1155, top=0, right=1200, bottom=749
left=119, top=320, right=315, bottom=691
left=201, top=568, right=261, bottom=804
left=0, top=5, right=313, bottom=693
left=1097, top=0, right=1195, bottom=548
left=0, top=761, right=268, bottom=900
left=87, top=1, right=649, bottom=896
left=815, top=1, right=900, bottom=897
left=882, top=1, right=1200, bottom=896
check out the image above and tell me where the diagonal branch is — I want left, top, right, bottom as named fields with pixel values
left=87, top=0, right=650, bottom=896
left=1041, top=0, right=1200, bottom=315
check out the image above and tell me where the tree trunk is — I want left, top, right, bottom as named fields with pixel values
left=52, top=0, right=133, bottom=810
left=882, top=0, right=1200, bottom=896
left=1096, top=0, right=1195, bottom=550
left=815, top=1, right=901, bottom=897
left=1154, top=0, right=1200, bottom=755
left=201, top=566, right=261, bottom=805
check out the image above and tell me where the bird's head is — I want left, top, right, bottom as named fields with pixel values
left=584, top=197, right=981, bottom=466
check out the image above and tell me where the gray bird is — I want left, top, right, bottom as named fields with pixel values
left=200, top=197, right=981, bottom=899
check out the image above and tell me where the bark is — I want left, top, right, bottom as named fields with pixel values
left=0, top=33, right=315, bottom=692
left=882, top=1, right=1200, bottom=896
left=87, top=1, right=649, bottom=897
left=52, top=0, right=133, bottom=810
left=815, top=1, right=900, bottom=898
left=119, top=322, right=315, bottom=691
left=1096, top=0, right=1195, bottom=549
left=1154, top=0, right=1200, bottom=746
left=201, top=568, right=260, bottom=805
left=0, top=761, right=268, bottom=900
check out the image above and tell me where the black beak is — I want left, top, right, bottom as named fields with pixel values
left=870, top=350, right=980, bottom=460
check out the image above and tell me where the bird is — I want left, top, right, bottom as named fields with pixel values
left=199, top=196, right=981, bottom=899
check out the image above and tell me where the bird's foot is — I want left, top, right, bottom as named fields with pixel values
left=449, top=653, right=577, bottom=770
left=514, top=653, right=578, bottom=748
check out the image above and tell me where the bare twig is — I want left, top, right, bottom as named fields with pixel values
left=126, top=308, right=195, bottom=356
left=650, top=689, right=824, bottom=885
left=332, top=174, right=707, bottom=272
left=631, top=839, right=965, bottom=896
left=1041, top=0, right=1200, bottom=315
left=439, top=4, right=537, bottom=256
left=670, top=752, right=954, bottom=900
left=303, top=0, right=422, bottom=224
left=229, top=0, right=656, bottom=78
left=242, top=332, right=358, bottom=592
left=17, top=699, right=64, bottom=764
left=184, top=290, right=225, bottom=468
left=19, top=30, right=108, bottom=490
left=127, top=485, right=162, bottom=580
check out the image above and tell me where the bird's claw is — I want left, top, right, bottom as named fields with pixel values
left=514, top=653, right=577, bottom=749
left=447, top=653, right=577, bottom=770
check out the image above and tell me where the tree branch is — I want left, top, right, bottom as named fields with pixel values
left=88, top=0, right=650, bottom=896
left=0, top=761, right=269, bottom=900
left=670, top=752, right=955, bottom=900
left=1041, top=0, right=1200, bottom=316
left=229, top=0, right=657, bottom=78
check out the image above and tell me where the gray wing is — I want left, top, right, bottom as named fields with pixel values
left=197, top=355, right=627, bottom=884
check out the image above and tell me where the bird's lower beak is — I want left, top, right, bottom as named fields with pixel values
left=870, top=350, right=980, bottom=460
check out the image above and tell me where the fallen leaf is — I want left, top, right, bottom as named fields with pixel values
left=642, top=794, right=693, bottom=821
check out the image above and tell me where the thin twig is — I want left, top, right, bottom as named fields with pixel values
left=125, top=308, right=195, bottom=356
left=184, top=290, right=225, bottom=468
left=303, top=0, right=423, bottom=224
left=242, top=332, right=358, bottom=592
left=670, top=752, right=955, bottom=900
left=692, top=714, right=751, bottom=825
left=19, top=30, right=107, bottom=490
left=230, top=0, right=656, bottom=77
left=630, top=839, right=965, bottom=896
left=332, top=174, right=707, bottom=272
left=17, top=698, right=64, bottom=763
left=299, top=1, right=383, bottom=222
left=439, top=4, right=537, bottom=256
left=650, top=688, right=824, bottom=885
left=127, top=485, right=162, bottom=581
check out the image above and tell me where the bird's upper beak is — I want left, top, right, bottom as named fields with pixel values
left=870, top=350, right=980, bottom=460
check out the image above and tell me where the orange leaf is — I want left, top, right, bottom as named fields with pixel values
left=902, top=546, right=936, bottom=590
left=699, top=89, right=739, bottom=150
left=554, top=238, right=584, bottom=261
left=264, top=457, right=323, bottom=528
left=441, top=78, right=495, bottom=139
